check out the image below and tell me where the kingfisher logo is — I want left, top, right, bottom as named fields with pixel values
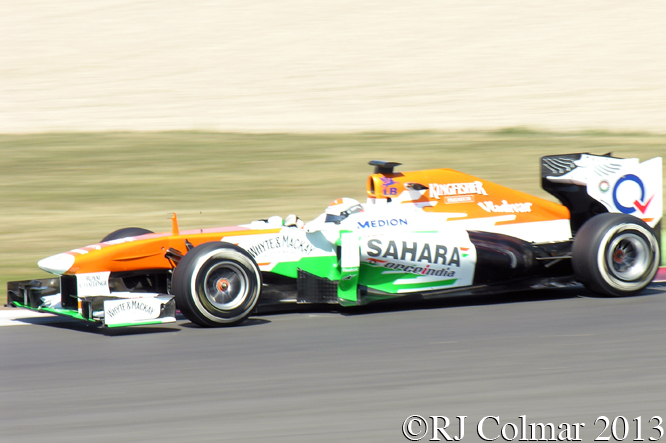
left=612, top=174, right=654, bottom=214
left=429, top=181, right=488, bottom=200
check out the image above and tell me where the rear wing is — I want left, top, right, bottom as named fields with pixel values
left=541, top=153, right=663, bottom=236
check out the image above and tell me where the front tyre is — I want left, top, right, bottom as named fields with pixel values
left=572, top=213, right=660, bottom=296
left=172, top=242, right=262, bottom=327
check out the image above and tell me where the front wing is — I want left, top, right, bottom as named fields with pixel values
left=7, top=278, right=176, bottom=327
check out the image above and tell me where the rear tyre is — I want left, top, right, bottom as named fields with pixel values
left=101, top=227, right=154, bottom=242
left=572, top=213, right=660, bottom=296
left=172, top=242, right=262, bottom=327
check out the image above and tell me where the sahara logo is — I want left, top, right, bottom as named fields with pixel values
left=612, top=174, right=654, bottom=214
left=366, top=239, right=464, bottom=267
left=429, top=181, right=488, bottom=200
left=364, top=240, right=472, bottom=277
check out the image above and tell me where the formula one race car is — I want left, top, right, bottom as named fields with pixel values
left=7, top=153, right=663, bottom=327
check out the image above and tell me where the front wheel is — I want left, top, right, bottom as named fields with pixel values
left=172, top=242, right=262, bottom=327
left=572, top=213, right=660, bottom=296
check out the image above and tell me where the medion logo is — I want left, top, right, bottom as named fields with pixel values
left=478, top=200, right=533, bottom=213
left=429, top=181, right=488, bottom=199
left=357, top=219, right=408, bottom=229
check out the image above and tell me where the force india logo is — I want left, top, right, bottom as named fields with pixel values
left=429, top=181, right=488, bottom=204
left=366, top=239, right=470, bottom=277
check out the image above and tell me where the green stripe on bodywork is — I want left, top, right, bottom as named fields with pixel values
left=106, top=319, right=174, bottom=328
left=359, top=263, right=457, bottom=293
left=391, top=278, right=458, bottom=291
left=269, top=255, right=339, bottom=280
left=12, top=302, right=93, bottom=322
left=13, top=302, right=174, bottom=327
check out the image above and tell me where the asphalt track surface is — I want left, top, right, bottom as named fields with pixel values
left=3, top=281, right=666, bottom=443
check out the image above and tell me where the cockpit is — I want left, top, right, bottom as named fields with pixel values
left=324, top=198, right=364, bottom=224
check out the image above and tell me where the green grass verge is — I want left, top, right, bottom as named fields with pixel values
left=2, top=130, right=664, bottom=291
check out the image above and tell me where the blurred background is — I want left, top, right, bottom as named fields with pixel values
left=1, top=0, right=665, bottom=285
left=2, top=0, right=666, bottom=132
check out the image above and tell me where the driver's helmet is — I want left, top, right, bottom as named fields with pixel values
left=325, top=198, right=363, bottom=224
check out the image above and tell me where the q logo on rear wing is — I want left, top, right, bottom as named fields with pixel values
left=542, top=154, right=662, bottom=230
left=595, top=157, right=663, bottom=227
left=612, top=174, right=655, bottom=215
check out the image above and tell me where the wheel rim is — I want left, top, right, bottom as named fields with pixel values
left=605, top=232, right=651, bottom=282
left=203, top=261, right=248, bottom=310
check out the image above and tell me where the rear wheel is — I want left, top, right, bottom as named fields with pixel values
left=172, top=242, right=262, bottom=327
left=572, top=213, right=660, bottom=296
left=101, top=227, right=153, bottom=242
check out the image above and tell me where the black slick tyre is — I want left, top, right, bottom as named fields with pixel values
left=101, top=227, right=154, bottom=242
left=172, top=242, right=262, bottom=327
left=572, top=213, right=660, bottom=296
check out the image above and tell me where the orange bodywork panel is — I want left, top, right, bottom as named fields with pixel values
left=367, top=168, right=569, bottom=224
left=62, top=227, right=282, bottom=275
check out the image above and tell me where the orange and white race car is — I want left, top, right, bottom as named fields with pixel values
left=7, top=153, right=663, bottom=327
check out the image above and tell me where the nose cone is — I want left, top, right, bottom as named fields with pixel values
left=38, top=253, right=75, bottom=275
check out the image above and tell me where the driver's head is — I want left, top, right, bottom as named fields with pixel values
left=325, top=198, right=363, bottom=224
